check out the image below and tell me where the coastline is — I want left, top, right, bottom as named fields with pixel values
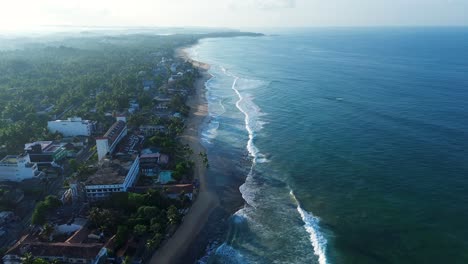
left=149, top=49, right=219, bottom=264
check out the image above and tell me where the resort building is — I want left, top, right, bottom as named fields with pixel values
left=139, top=125, right=166, bottom=136
left=139, top=148, right=169, bottom=178
left=84, top=155, right=140, bottom=201
left=24, top=141, right=67, bottom=165
left=0, top=154, right=44, bottom=182
left=47, top=117, right=96, bottom=137
left=139, top=153, right=160, bottom=177
left=96, top=120, right=128, bottom=161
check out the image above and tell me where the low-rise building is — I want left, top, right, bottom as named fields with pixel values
left=139, top=153, right=160, bottom=177
left=153, top=95, right=171, bottom=102
left=85, top=156, right=140, bottom=201
left=143, top=80, right=155, bottom=91
left=47, top=117, right=96, bottom=137
left=128, top=101, right=140, bottom=114
left=3, top=228, right=113, bottom=264
left=24, top=141, right=67, bottom=165
left=0, top=154, right=44, bottom=182
left=139, top=125, right=166, bottom=136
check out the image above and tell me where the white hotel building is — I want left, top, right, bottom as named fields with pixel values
left=47, top=117, right=96, bottom=137
left=84, top=156, right=140, bottom=201
left=96, top=117, right=128, bottom=161
left=0, top=154, right=44, bottom=182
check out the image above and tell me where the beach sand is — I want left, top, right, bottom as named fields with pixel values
left=149, top=54, right=219, bottom=264
left=150, top=48, right=248, bottom=263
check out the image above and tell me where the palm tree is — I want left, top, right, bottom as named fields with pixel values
left=21, top=253, right=34, bottom=264
left=146, top=238, right=156, bottom=250
left=122, top=256, right=131, bottom=264
left=167, top=205, right=180, bottom=225
left=40, top=223, right=55, bottom=241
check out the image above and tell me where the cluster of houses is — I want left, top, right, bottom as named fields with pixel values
left=4, top=219, right=114, bottom=264
left=0, top=139, right=82, bottom=182
left=1, top=56, right=198, bottom=263
left=1, top=114, right=190, bottom=263
left=0, top=117, right=93, bottom=182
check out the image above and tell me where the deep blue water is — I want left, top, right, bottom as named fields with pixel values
left=189, top=28, right=468, bottom=264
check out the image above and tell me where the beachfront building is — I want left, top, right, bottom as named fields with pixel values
left=139, top=148, right=170, bottom=178
left=84, top=155, right=140, bottom=201
left=47, top=117, right=96, bottom=137
left=96, top=120, right=128, bottom=161
left=139, top=153, right=160, bottom=177
left=24, top=141, right=67, bottom=165
left=139, top=125, right=166, bottom=136
left=0, top=154, right=44, bottom=182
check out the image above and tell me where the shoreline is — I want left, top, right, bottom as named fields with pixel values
left=150, top=46, right=248, bottom=263
left=149, top=48, right=219, bottom=264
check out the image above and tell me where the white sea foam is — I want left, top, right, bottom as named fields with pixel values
left=199, top=74, right=221, bottom=146
left=290, top=191, right=328, bottom=264
left=214, top=243, right=248, bottom=264
left=230, top=76, right=269, bottom=164
left=221, top=65, right=272, bottom=211
left=197, top=242, right=247, bottom=264
left=201, top=119, right=219, bottom=144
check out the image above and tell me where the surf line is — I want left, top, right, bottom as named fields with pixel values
left=290, top=191, right=329, bottom=264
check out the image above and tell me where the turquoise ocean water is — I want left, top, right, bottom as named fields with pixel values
left=188, top=28, right=468, bottom=264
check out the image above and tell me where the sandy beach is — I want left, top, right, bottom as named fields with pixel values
left=149, top=51, right=219, bottom=264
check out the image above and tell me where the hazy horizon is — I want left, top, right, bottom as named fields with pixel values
left=1, top=0, right=468, bottom=33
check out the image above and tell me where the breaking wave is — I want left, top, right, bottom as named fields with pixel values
left=290, top=191, right=328, bottom=264
left=224, top=67, right=269, bottom=164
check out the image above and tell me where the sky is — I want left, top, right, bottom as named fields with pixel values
left=0, top=0, right=467, bottom=31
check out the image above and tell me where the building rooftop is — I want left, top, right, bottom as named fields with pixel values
left=115, top=135, right=143, bottom=154
left=140, top=153, right=161, bottom=159
left=4, top=231, right=113, bottom=260
left=140, top=125, right=166, bottom=129
left=50, top=117, right=94, bottom=124
left=103, top=121, right=126, bottom=146
left=44, top=144, right=61, bottom=152
left=6, top=241, right=104, bottom=259
left=24, top=141, right=53, bottom=151
left=0, top=155, right=19, bottom=165
left=85, top=158, right=136, bottom=186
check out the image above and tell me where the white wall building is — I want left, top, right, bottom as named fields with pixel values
left=85, top=156, right=140, bottom=201
left=96, top=120, right=127, bottom=161
left=48, top=117, right=95, bottom=137
left=0, top=154, right=43, bottom=182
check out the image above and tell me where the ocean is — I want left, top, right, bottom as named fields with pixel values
left=187, top=28, right=468, bottom=264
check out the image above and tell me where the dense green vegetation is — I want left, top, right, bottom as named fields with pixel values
left=0, top=31, right=262, bottom=154
left=31, top=195, right=62, bottom=225
left=90, top=189, right=189, bottom=256
left=0, top=34, right=198, bottom=154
